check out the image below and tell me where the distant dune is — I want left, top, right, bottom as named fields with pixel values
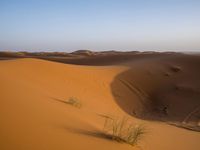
left=0, top=51, right=200, bottom=150
left=0, top=50, right=180, bottom=65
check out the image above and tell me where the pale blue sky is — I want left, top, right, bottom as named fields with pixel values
left=0, top=0, right=200, bottom=52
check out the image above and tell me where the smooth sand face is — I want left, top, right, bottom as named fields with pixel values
left=0, top=57, right=200, bottom=150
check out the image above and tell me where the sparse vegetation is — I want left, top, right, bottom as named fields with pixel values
left=103, top=116, right=146, bottom=146
left=66, top=97, right=82, bottom=108
left=170, top=65, right=181, bottom=72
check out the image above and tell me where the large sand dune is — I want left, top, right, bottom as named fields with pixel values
left=0, top=53, right=200, bottom=150
left=111, top=53, right=200, bottom=131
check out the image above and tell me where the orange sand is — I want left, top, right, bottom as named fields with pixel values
left=0, top=58, right=200, bottom=150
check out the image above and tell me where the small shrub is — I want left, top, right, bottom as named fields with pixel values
left=66, top=97, right=82, bottom=108
left=103, top=117, right=145, bottom=146
left=170, top=65, right=181, bottom=72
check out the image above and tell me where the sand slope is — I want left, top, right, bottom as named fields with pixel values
left=0, top=58, right=200, bottom=150
left=111, top=54, right=200, bottom=131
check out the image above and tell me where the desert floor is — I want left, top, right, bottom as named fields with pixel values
left=0, top=54, right=200, bottom=150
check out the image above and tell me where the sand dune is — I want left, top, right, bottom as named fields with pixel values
left=111, top=54, right=200, bottom=131
left=0, top=53, right=200, bottom=150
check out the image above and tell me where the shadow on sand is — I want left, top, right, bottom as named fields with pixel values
left=110, top=54, right=200, bottom=131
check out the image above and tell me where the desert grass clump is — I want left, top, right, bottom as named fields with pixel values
left=66, top=97, right=82, bottom=108
left=170, top=65, right=181, bottom=72
left=103, top=117, right=145, bottom=146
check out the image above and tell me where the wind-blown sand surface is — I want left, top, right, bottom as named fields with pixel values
left=0, top=52, right=200, bottom=150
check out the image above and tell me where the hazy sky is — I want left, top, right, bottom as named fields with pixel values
left=0, top=0, right=200, bottom=52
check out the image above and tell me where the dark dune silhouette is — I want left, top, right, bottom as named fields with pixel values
left=111, top=54, right=200, bottom=131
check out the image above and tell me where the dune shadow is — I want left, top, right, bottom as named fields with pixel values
left=110, top=55, right=200, bottom=131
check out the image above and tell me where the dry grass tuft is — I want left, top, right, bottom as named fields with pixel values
left=66, top=97, right=82, bottom=108
left=103, top=117, right=146, bottom=146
